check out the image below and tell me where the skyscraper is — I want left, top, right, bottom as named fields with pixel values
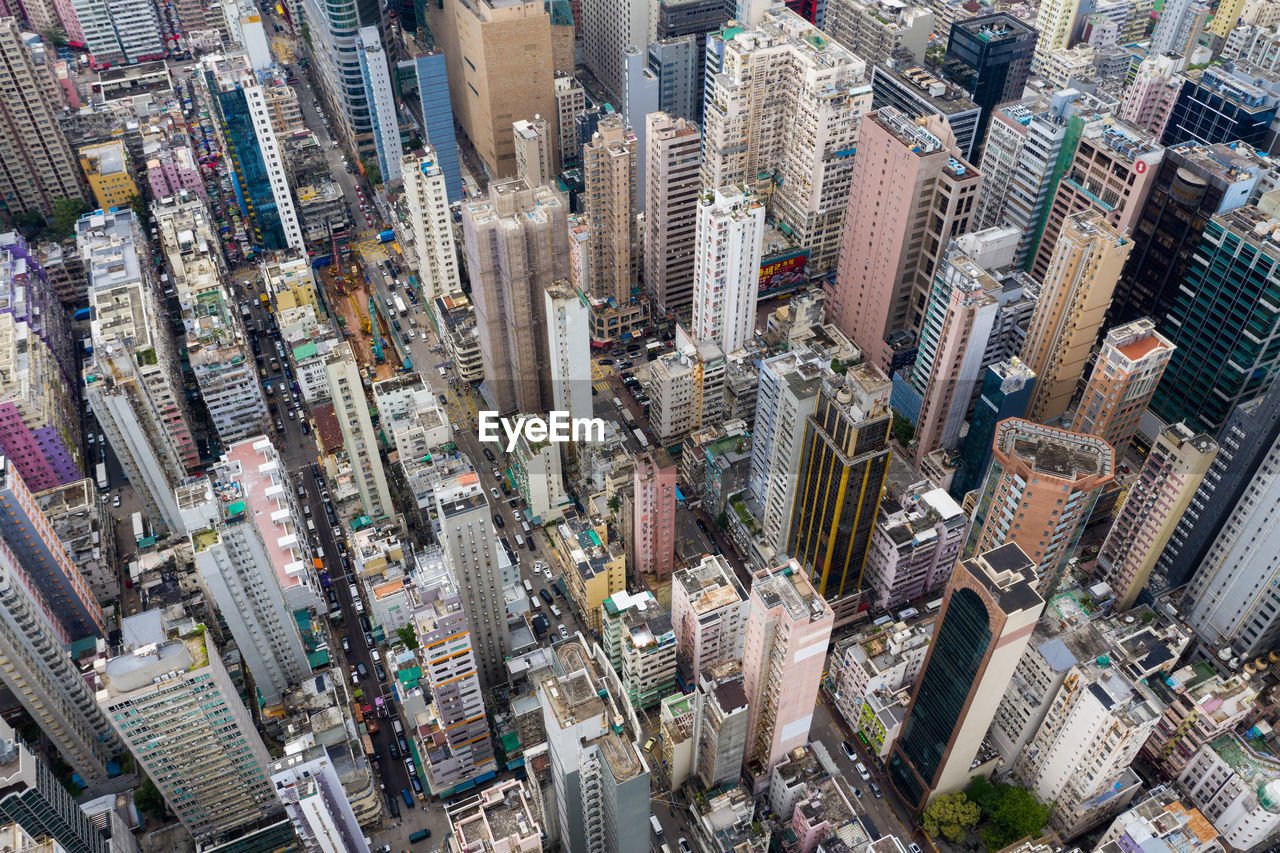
left=580, top=0, right=649, bottom=100
left=887, top=543, right=1044, bottom=810
left=670, top=554, right=747, bottom=683
left=1118, top=53, right=1186, bottom=139
left=643, top=113, right=701, bottom=317
left=0, top=20, right=87, bottom=216
left=581, top=113, right=643, bottom=345
left=828, top=108, right=981, bottom=372
left=633, top=449, right=678, bottom=580
left=941, top=14, right=1037, bottom=157
left=647, top=37, right=701, bottom=123
left=692, top=187, right=765, bottom=355
left=303, top=0, right=381, bottom=156
left=1021, top=209, right=1132, bottom=423
left=1098, top=423, right=1216, bottom=611
left=1032, top=0, right=1081, bottom=63
left=96, top=618, right=279, bottom=846
left=403, top=148, right=461, bottom=304
left=741, top=561, right=833, bottom=783
left=356, top=27, right=402, bottom=183
left=788, top=364, right=892, bottom=622
left=949, top=359, right=1035, bottom=500
left=966, top=419, right=1115, bottom=595
left=1069, top=318, right=1174, bottom=457
left=400, top=50, right=463, bottom=201
left=325, top=342, right=393, bottom=520
left=545, top=280, right=592, bottom=425
left=1150, top=0, right=1210, bottom=55
left=463, top=179, right=569, bottom=415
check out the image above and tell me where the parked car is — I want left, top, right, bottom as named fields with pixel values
left=493, top=513, right=505, bottom=528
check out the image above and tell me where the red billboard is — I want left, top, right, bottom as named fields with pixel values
left=758, top=250, right=808, bottom=297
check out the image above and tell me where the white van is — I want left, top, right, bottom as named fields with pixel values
left=515, top=533, right=525, bottom=548
left=550, top=604, right=562, bottom=618
left=523, top=579, right=533, bottom=594
left=856, top=762, right=870, bottom=780
left=651, top=816, right=664, bottom=837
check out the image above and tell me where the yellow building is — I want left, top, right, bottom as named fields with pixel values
left=261, top=255, right=320, bottom=313
left=1207, top=0, right=1246, bottom=38
left=79, top=140, right=137, bottom=209
left=552, top=513, right=626, bottom=633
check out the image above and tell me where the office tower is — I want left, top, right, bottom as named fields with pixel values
left=788, top=365, right=892, bottom=621
left=0, top=235, right=80, bottom=491
left=647, top=37, right=700, bottom=123
left=434, top=469, right=509, bottom=687
left=303, top=0, right=380, bottom=156
left=545, top=280, right=592, bottom=425
left=649, top=330, right=726, bottom=444
left=869, top=57, right=981, bottom=164
left=621, top=48, right=658, bottom=203
left=270, top=749, right=371, bottom=853
left=655, top=0, right=732, bottom=122
left=741, top=562, right=833, bottom=781
left=1069, top=319, right=1174, bottom=457
left=864, top=483, right=967, bottom=610
left=826, top=0, right=933, bottom=65
left=692, top=187, right=765, bottom=356
left=78, top=141, right=136, bottom=211
left=1151, top=0, right=1210, bottom=56
left=702, top=9, right=870, bottom=274
left=670, top=554, right=747, bottom=683
left=403, top=148, right=461, bottom=304
left=537, top=639, right=649, bottom=853
left=356, top=27, right=402, bottom=183
left=829, top=107, right=981, bottom=373
left=202, top=54, right=304, bottom=252
left=1030, top=119, right=1162, bottom=283
left=1021, top=210, right=1132, bottom=423
left=0, top=459, right=102, bottom=640
left=1012, top=649, right=1163, bottom=836
left=429, top=0, right=556, bottom=179
left=941, top=14, right=1036, bottom=158
left=400, top=50, right=463, bottom=201
left=177, top=440, right=314, bottom=707
left=1099, top=423, right=1216, bottom=611
left=748, top=351, right=828, bottom=554
left=972, top=94, right=1074, bottom=270
left=907, top=251, right=1001, bottom=466
left=513, top=116, right=555, bottom=186
left=96, top=620, right=279, bottom=845
left=888, top=544, right=1043, bottom=809
left=633, top=449, right=677, bottom=580
left=1119, top=53, right=1186, bottom=139
left=69, top=0, right=163, bottom=65
left=0, top=20, right=85, bottom=217
left=153, top=195, right=267, bottom=444
left=966, top=420, right=1115, bottom=595
left=554, top=75, right=586, bottom=166
left=581, top=113, right=641, bottom=336
left=412, top=547, right=498, bottom=793
left=1109, top=141, right=1269, bottom=330
left=581, top=0, right=648, bottom=100
left=1165, top=66, right=1280, bottom=148
left=324, top=342, right=392, bottom=520
left=1151, top=207, right=1280, bottom=434
left=644, top=113, right=701, bottom=317
left=80, top=209, right=197, bottom=535
left=950, top=359, right=1035, bottom=499
left=1033, top=0, right=1082, bottom=66
left=463, top=179, right=568, bottom=415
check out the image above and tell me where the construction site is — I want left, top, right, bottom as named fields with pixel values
left=313, top=251, right=405, bottom=384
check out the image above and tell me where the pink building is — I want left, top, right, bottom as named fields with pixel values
left=146, top=144, right=207, bottom=202
left=1119, top=52, right=1185, bottom=139
left=632, top=448, right=677, bottom=579
left=742, top=560, right=834, bottom=787
left=828, top=107, right=981, bottom=373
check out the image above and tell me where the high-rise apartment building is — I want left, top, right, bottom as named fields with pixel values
left=649, top=330, right=726, bottom=444
left=96, top=619, right=279, bottom=845
left=1150, top=206, right=1280, bottom=435
left=1069, top=318, right=1174, bottom=457
left=788, top=364, right=892, bottom=621
left=1021, top=209, right=1132, bottom=423
left=581, top=113, right=643, bottom=344
left=1119, top=52, right=1186, bottom=139
left=949, top=359, right=1035, bottom=500
left=643, top=113, right=701, bottom=317
left=670, top=554, right=747, bottom=682
left=70, top=0, right=164, bottom=65
left=633, top=449, right=677, bottom=580
left=702, top=9, right=871, bottom=274
left=325, top=342, right=393, bottom=520
left=464, top=179, right=568, bottom=415
left=1098, top=423, right=1216, bottom=611
left=513, top=116, right=555, bottom=186
left=864, top=484, right=967, bottom=610
left=1150, top=0, right=1210, bottom=56
left=434, top=469, right=509, bottom=688
left=0, top=459, right=102, bottom=640
left=580, top=0, right=648, bottom=100
left=692, top=187, right=765, bottom=356
left=887, top=543, right=1044, bottom=809
left=1032, top=0, right=1081, bottom=64
left=177, top=439, right=314, bottom=706
left=356, top=27, right=402, bottom=183
left=941, top=14, right=1036, bottom=157
left=602, top=590, right=677, bottom=709
left=545, top=280, right=592, bottom=425
left=270, top=747, right=370, bottom=853
left=553, top=75, right=586, bottom=166
left=403, top=148, right=461, bottom=304
left=429, top=0, right=556, bottom=179
left=966, top=419, right=1115, bottom=595
left=741, top=562, right=834, bottom=782
left=829, top=108, right=981, bottom=372
left=303, top=0, right=380, bottom=156
left=825, top=0, right=933, bottom=65
left=0, top=20, right=86, bottom=216
left=80, top=209, right=197, bottom=534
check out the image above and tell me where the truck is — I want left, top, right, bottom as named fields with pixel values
left=74, top=306, right=91, bottom=321
left=131, top=512, right=144, bottom=543
left=393, top=294, right=407, bottom=316
left=378, top=229, right=395, bottom=243
left=96, top=462, right=108, bottom=491
left=633, top=428, right=649, bottom=448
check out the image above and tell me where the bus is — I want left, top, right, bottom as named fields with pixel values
left=378, top=229, right=395, bottom=243
left=96, top=462, right=108, bottom=491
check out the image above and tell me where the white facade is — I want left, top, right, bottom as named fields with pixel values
left=325, top=342, right=393, bottom=520
left=357, top=27, right=402, bottom=183
left=545, top=281, right=592, bottom=425
left=513, top=433, right=569, bottom=524
left=403, top=148, right=461, bottom=303
left=303, top=0, right=369, bottom=151
left=271, top=745, right=371, bottom=853
left=580, top=0, right=649, bottom=100
left=622, top=46, right=659, bottom=209
left=513, top=116, right=555, bottom=186
left=1178, top=735, right=1280, bottom=851
left=670, top=554, right=747, bottom=681
left=863, top=485, right=967, bottom=610
left=71, top=0, right=163, bottom=65
left=692, top=186, right=766, bottom=356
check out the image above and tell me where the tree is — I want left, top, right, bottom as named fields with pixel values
left=395, top=626, right=419, bottom=650
left=922, top=792, right=981, bottom=843
left=11, top=210, right=45, bottom=236
left=892, top=414, right=915, bottom=446
left=135, top=778, right=166, bottom=822
left=965, top=775, right=999, bottom=811
left=607, top=494, right=621, bottom=514
left=981, top=784, right=1050, bottom=851
left=40, top=27, right=67, bottom=47
left=361, top=157, right=382, bottom=186
left=830, top=358, right=847, bottom=375
left=47, top=197, right=91, bottom=241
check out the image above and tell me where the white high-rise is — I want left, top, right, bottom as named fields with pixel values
left=545, top=280, right=592, bottom=424
left=177, top=438, right=314, bottom=707
left=403, top=148, right=461, bottom=303
left=71, top=0, right=163, bottom=65
left=644, top=113, right=701, bottom=316
left=580, top=0, right=649, bottom=101
left=325, top=342, right=393, bottom=520
left=357, top=27, right=402, bottom=183
left=692, top=187, right=765, bottom=356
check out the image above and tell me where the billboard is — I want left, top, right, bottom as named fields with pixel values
left=758, top=250, right=808, bottom=297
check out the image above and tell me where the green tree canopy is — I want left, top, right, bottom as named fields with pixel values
left=892, top=414, right=915, bottom=446
left=922, top=792, right=981, bottom=843
left=966, top=777, right=1051, bottom=852
left=135, top=778, right=166, bottom=821
left=395, top=626, right=419, bottom=650
left=48, top=197, right=91, bottom=241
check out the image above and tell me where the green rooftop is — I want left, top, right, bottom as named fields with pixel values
left=293, top=341, right=318, bottom=360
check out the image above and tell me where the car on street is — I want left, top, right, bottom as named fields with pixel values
left=871, top=782, right=883, bottom=798
left=856, top=762, right=870, bottom=780
left=493, top=513, right=505, bottom=528
left=909, top=845, right=923, bottom=853
left=364, top=632, right=375, bottom=647
left=558, top=624, right=568, bottom=639
left=678, top=839, right=691, bottom=853
left=491, top=487, right=501, bottom=500
left=842, top=742, right=856, bottom=761
left=643, top=738, right=656, bottom=752
left=341, top=636, right=350, bottom=652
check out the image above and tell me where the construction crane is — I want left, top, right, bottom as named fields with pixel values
left=368, top=297, right=385, bottom=363
left=349, top=293, right=370, bottom=333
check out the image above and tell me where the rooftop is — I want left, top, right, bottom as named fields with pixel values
left=674, top=554, right=747, bottom=615
left=997, top=419, right=1114, bottom=480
